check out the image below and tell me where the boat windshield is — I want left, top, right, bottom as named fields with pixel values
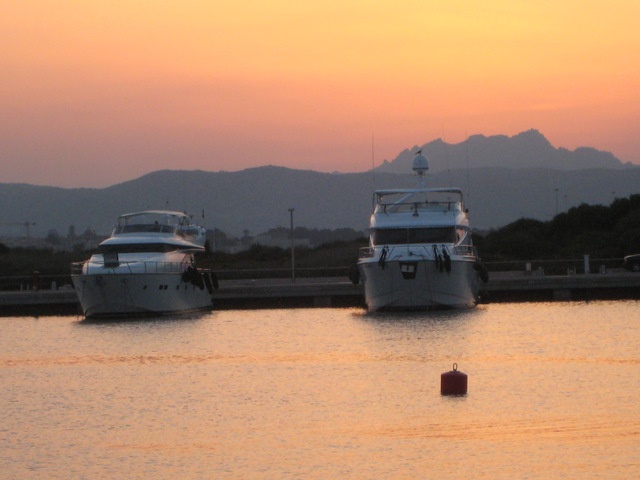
left=371, top=227, right=457, bottom=245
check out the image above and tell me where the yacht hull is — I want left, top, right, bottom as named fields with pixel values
left=71, top=272, right=213, bottom=319
left=358, top=257, right=480, bottom=311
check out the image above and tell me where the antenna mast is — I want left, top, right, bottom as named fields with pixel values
left=371, top=133, right=375, bottom=190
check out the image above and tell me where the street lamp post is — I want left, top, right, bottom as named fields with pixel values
left=289, top=208, right=295, bottom=283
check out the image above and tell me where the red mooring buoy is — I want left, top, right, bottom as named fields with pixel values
left=441, top=363, right=468, bottom=395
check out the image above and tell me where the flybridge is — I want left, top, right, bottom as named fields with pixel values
left=116, top=211, right=193, bottom=228
left=108, top=210, right=206, bottom=249
left=373, top=188, right=465, bottom=216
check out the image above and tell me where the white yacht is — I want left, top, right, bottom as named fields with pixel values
left=357, top=152, right=488, bottom=311
left=71, top=210, right=217, bottom=318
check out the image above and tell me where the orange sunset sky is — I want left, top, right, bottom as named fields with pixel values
left=2, top=0, right=639, bottom=188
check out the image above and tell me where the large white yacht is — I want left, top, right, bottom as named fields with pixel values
left=357, top=152, right=488, bottom=311
left=71, top=210, right=217, bottom=318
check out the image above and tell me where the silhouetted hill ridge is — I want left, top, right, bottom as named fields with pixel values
left=376, top=129, right=625, bottom=173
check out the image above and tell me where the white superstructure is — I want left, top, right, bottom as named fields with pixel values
left=357, top=152, right=487, bottom=311
left=71, top=210, right=216, bottom=318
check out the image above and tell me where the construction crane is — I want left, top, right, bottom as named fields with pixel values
left=0, top=222, right=36, bottom=237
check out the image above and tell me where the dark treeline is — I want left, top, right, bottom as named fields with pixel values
left=475, top=194, right=640, bottom=262
left=0, top=243, right=87, bottom=278
left=1, top=195, right=639, bottom=279
left=200, top=239, right=369, bottom=277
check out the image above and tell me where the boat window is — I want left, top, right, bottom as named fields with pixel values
left=115, top=224, right=178, bottom=234
left=103, top=251, right=120, bottom=267
left=371, top=227, right=457, bottom=245
left=100, top=243, right=176, bottom=254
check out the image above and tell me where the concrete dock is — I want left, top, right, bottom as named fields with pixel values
left=0, top=288, right=81, bottom=316
left=1, top=270, right=640, bottom=316
left=482, top=270, right=640, bottom=302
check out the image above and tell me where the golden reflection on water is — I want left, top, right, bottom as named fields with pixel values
left=4, top=351, right=639, bottom=369
left=1, top=302, right=639, bottom=479
left=361, top=415, right=638, bottom=443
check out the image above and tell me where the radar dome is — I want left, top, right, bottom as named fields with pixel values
left=412, top=151, right=429, bottom=176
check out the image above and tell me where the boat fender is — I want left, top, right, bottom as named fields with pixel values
left=348, top=264, right=360, bottom=285
left=378, top=247, right=388, bottom=269
left=474, top=261, right=489, bottom=283
left=182, top=266, right=197, bottom=283
left=203, top=272, right=214, bottom=294
left=433, top=245, right=442, bottom=271
left=211, top=272, right=219, bottom=289
left=194, top=272, right=205, bottom=289
left=441, top=246, right=451, bottom=273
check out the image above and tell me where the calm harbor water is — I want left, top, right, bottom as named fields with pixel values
left=2, top=301, right=639, bottom=479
